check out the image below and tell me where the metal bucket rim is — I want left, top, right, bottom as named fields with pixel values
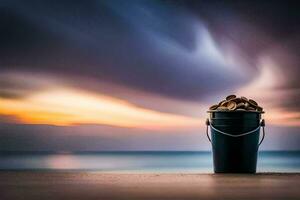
left=207, top=110, right=264, bottom=114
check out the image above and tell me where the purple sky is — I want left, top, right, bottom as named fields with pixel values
left=0, top=0, right=299, bottom=151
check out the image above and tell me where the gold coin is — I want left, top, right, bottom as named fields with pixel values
left=248, top=99, right=258, bottom=107
left=217, top=106, right=229, bottom=111
left=218, top=100, right=227, bottom=106
left=220, top=100, right=230, bottom=107
left=227, top=101, right=237, bottom=110
left=230, top=97, right=241, bottom=103
left=247, top=106, right=256, bottom=111
left=236, top=102, right=245, bottom=109
left=209, top=104, right=219, bottom=110
left=256, top=106, right=263, bottom=112
left=211, top=95, right=263, bottom=113
left=226, top=94, right=236, bottom=101
left=236, top=98, right=243, bottom=103
left=241, top=96, right=248, bottom=102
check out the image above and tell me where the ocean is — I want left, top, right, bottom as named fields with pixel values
left=0, top=151, right=299, bottom=173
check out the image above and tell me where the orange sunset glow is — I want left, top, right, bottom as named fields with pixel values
left=1, top=86, right=299, bottom=129
left=0, top=88, right=200, bottom=129
left=0, top=0, right=299, bottom=153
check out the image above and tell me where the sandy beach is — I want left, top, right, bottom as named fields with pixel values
left=0, top=172, right=299, bottom=200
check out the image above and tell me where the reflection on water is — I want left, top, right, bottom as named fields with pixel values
left=0, top=151, right=299, bottom=172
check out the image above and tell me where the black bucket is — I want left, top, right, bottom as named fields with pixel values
left=206, top=111, right=265, bottom=173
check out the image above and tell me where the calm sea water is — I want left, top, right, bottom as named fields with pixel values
left=0, top=151, right=299, bottom=173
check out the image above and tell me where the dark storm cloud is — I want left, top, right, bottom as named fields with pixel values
left=1, top=0, right=300, bottom=152
left=182, top=0, right=299, bottom=54
left=180, top=0, right=300, bottom=111
left=0, top=0, right=298, bottom=110
left=0, top=0, right=249, bottom=101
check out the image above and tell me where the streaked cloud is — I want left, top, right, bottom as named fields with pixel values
left=0, top=0, right=299, bottom=151
left=0, top=86, right=200, bottom=129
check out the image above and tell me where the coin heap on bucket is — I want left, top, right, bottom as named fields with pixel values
left=209, top=95, right=263, bottom=112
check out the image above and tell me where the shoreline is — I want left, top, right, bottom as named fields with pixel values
left=0, top=169, right=300, bottom=174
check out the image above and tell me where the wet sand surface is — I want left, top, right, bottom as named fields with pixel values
left=1, top=172, right=299, bottom=200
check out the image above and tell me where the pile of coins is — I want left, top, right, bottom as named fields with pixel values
left=209, top=95, right=263, bottom=112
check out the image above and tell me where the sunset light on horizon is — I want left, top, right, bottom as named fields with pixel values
left=0, top=87, right=201, bottom=129
left=1, top=83, right=300, bottom=128
left=1, top=2, right=300, bottom=199
left=0, top=0, right=299, bottom=151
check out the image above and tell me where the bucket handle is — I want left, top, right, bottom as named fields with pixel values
left=206, top=119, right=265, bottom=146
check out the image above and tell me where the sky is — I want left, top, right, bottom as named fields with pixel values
left=0, top=0, right=299, bottom=151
